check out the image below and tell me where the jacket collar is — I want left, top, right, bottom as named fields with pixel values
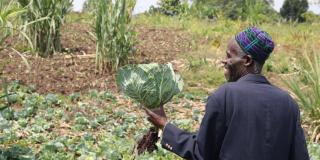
left=237, top=73, right=270, bottom=84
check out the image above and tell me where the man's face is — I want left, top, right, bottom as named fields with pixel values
left=222, top=39, right=246, bottom=82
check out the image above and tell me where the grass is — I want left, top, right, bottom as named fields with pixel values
left=182, top=57, right=225, bottom=96
left=283, top=46, right=320, bottom=142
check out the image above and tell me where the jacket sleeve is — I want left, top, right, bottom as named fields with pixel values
left=160, top=95, right=226, bottom=160
left=289, top=107, right=310, bottom=160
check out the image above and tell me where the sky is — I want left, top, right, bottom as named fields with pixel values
left=72, top=0, right=320, bottom=14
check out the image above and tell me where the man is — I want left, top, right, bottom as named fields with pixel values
left=145, top=27, right=310, bottom=160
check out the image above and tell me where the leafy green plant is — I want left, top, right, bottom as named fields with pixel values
left=0, top=145, right=34, bottom=160
left=117, top=63, right=183, bottom=154
left=69, top=92, right=81, bottom=102
left=18, top=0, right=73, bottom=57
left=95, top=0, right=136, bottom=72
left=116, top=63, right=183, bottom=109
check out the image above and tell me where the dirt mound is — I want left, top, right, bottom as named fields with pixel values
left=60, top=23, right=95, bottom=55
left=135, top=26, right=192, bottom=63
left=0, top=24, right=193, bottom=94
left=1, top=52, right=115, bottom=94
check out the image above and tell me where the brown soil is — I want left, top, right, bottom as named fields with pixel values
left=135, top=26, right=192, bottom=63
left=0, top=23, right=193, bottom=94
left=0, top=52, right=115, bottom=94
left=60, top=23, right=96, bottom=55
left=136, top=127, right=159, bottom=154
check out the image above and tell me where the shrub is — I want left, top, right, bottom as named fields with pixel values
left=301, top=11, right=320, bottom=23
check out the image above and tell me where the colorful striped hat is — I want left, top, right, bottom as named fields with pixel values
left=235, top=26, right=275, bottom=63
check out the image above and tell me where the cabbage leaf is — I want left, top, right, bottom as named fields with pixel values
left=116, top=63, right=183, bottom=108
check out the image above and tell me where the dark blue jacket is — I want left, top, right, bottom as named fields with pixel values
left=161, top=74, right=309, bottom=160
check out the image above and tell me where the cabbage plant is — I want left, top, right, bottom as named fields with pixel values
left=116, top=63, right=183, bottom=109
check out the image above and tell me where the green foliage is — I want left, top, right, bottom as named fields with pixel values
left=69, top=92, right=81, bottom=102
left=0, top=1, right=24, bottom=49
left=192, top=0, right=277, bottom=22
left=0, top=1, right=13, bottom=47
left=18, top=0, right=73, bottom=57
left=82, top=0, right=97, bottom=12
left=159, top=0, right=181, bottom=16
left=244, top=0, right=280, bottom=24
left=116, top=63, right=183, bottom=108
left=156, top=0, right=189, bottom=16
left=95, top=0, right=136, bottom=71
left=0, top=78, right=19, bottom=117
left=309, top=143, right=320, bottom=160
left=284, top=50, right=320, bottom=142
left=301, top=11, right=320, bottom=23
left=0, top=80, right=185, bottom=159
left=1, top=108, right=14, bottom=120
left=280, top=0, right=309, bottom=22
left=188, top=1, right=218, bottom=19
left=0, top=145, right=34, bottom=160
left=0, top=79, right=319, bottom=159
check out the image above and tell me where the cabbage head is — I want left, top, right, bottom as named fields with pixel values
left=116, top=63, right=183, bottom=109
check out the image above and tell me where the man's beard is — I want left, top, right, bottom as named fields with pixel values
left=226, top=61, right=244, bottom=82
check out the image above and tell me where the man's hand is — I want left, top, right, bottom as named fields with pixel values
left=144, top=105, right=168, bottom=129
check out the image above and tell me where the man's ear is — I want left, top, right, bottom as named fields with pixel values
left=243, top=55, right=253, bottom=67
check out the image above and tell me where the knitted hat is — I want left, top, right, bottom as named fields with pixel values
left=235, top=26, right=275, bottom=63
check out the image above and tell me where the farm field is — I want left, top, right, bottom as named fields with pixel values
left=1, top=1, right=320, bottom=159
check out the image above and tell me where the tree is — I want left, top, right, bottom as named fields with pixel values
left=82, top=0, right=97, bottom=12
left=193, top=0, right=277, bottom=20
left=280, top=0, right=309, bottom=22
left=158, top=0, right=181, bottom=16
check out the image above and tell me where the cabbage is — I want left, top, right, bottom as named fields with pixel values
left=116, top=63, right=183, bottom=108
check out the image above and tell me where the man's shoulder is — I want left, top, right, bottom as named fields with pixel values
left=208, top=83, right=234, bottom=99
left=210, top=81, right=292, bottom=99
left=209, top=82, right=243, bottom=94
